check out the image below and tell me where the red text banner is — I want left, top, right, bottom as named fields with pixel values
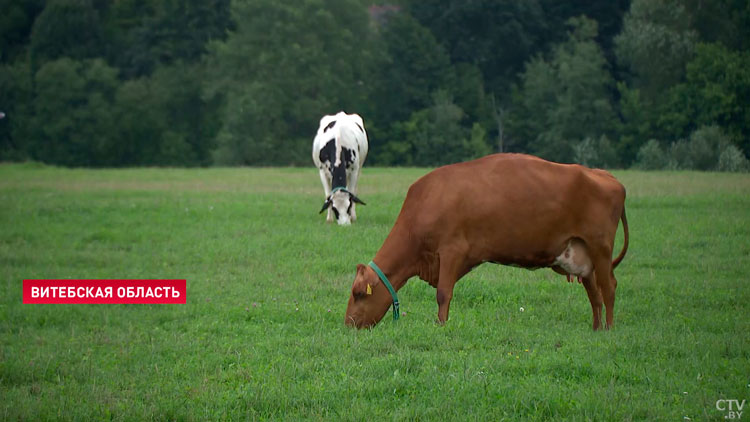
left=23, top=279, right=186, bottom=304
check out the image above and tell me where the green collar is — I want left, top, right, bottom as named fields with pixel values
left=368, top=260, right=400, bottom=322
left=330, top=186, right=348, bottom=194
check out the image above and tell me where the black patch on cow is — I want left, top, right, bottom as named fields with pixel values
left=341, top=147, right=355, bottom=167
left=320, top=135, right=357, bottom=194
left=332, top=207, right=340, bottom=220
left=331, top=163, right=347, bottom=188
left=334, top=148, right=355, bottom=186
left=355, top=123, right=364, bottom=133
left=318, top=139, right=336, bottom=168
left=324, top=120, right=336, bottom=132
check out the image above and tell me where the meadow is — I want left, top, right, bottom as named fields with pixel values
left=1, top=162, right=749, bottom=421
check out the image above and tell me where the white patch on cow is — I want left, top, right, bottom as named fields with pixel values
left=553, top=239, right=592, bottom=278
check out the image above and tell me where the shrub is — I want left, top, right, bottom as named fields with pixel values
left=635, top=139, right=665, bottom=170
left=573, top=135, right=619, bottom=168
left=717, top=144, right=749, bottom=172
left=573, top=137, right=598, bottom=167
left=463, top=122, right=492, bottom=160
left=687, top=125, right=728, bottom=170
left=663, top=125, right=739, bottom=171
left=666, top=140, right=692, bottom=170
left=596, top=135, right=619, bottom=168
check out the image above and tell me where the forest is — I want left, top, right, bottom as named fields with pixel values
left=1, top=0, right=748, bottom=170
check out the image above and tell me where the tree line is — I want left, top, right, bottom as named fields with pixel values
left=1, top=0, right=748, bottom=171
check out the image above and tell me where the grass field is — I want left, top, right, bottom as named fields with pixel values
left=1, top=163, right=749, bottom=421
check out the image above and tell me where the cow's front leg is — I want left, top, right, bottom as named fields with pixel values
left=318, top=168, right=334, bottom=223
left=435, top=256, right=464, bottom=324
left=347, top=166, right=361, bottom=222
left=436, top=285, right=454, bottom=324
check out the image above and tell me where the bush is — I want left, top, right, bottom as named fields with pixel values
left=574, top=135, right=619, bottom=168
left=688, top=125, right=729, bottom=170
left=597, top=135, right=620, bottom=168
left=635, top=139, right=665, bottom=170
left=663, top=125, right=741, bottom=171
left=665, top=140, right=692, bottom=170
left=717, top=144, right=749, bottom=172
left=463, top=122, right=492, bottom=160
left=397, top=90, right=487, bottom=167
left=573, top=137, right=597, bottom=167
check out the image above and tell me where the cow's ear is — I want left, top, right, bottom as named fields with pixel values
left=352, top=284, right=367, bottom=298
left=352, top=264, right=374, bottom=298
left=350, top=193, right=366, bottom=206
left=319, top=198, right=332, bottom=214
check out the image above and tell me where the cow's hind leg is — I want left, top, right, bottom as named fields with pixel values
left=592, top=253, right=616, bottom=330
left=553, top=238, right=602, bottom=329
left=581, top=275, right=603, bottom=330
left=586, top=247, right=617, bottom=329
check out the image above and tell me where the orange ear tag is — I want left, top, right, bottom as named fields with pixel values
left=366, top=284, right=372, bottom=295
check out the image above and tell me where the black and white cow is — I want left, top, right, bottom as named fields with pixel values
left=312, top=112, right=369, bottom=225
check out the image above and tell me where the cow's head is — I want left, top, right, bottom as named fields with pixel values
left=344, top=264, right=392, bottom=328
left=319, top=188, right=365, bottom=226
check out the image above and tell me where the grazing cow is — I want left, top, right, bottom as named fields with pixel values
left=312, top=112, right=369, bottom=225
left=345, top=153, right=629, bottom=330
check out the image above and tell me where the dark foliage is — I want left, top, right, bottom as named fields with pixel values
left=0, top=0, right=747, bottom=169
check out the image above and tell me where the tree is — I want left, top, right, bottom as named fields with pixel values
left=634, top=139, right=666, bottom=170
left=616, top=82, right=656, bottom=165
left=29, top=0, right=105, bottom=70
left=109, top=76, right=164, bottom=166
left=614, top=0, right=698, bottom=99
left=0, top=0, right=45, bottom=63
left=539, top=0, right=630, bottom=64
left=207, top=0, right=374, bottom=165
left=683, top=0, right=750, bottom=52
left=104, top=62, right=219, bottom=166
left=369, top=11, right=453, bottom=127
left=643, top=43, right=750, bottom=157
left=0, top=61, right=34, bottom=160
left=106, top=0, right=233, bottom=78
left=510, top=16, right=618, bottom=163
left=406, top=0, right=547, bottom=97
left=387, top=91, right=490, bottom=167
left=450, top=63, right=493, bottom=140
left=30, top=58, right=118, bottom=166
left=680, top=43, right=750, bottom=155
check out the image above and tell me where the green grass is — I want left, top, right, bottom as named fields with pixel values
left=1, top=163, right=749, bottom=421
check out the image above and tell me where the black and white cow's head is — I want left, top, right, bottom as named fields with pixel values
left=319, top=187, right=366, bottom=226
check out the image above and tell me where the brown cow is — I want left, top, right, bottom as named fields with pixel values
left=345, top=153, right=628, bottom=330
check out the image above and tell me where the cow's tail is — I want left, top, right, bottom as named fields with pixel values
left=612, top=207, right=629, bottom=269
